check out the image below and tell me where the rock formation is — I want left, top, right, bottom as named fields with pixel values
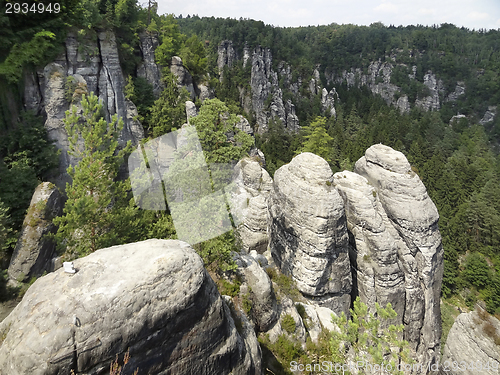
left=0, top=239, right=261, bottom=375
left=441, top=310, right=500, bottom=375
left=7, top=182, right=64, bottom=282
left=137, top=32, right=163, bottom=98
left=26, top=31, right=145, bottom=187
left=217, top=40, right=238, bottom=78
left=230, top=157, right=273, bottom=253
left=233, top=253, right=278, bottom=332
left=334, top=144, right=443, bottom=370
left=480, top=106, right=497, bottom=126
left=170, top=56, right=196, bottom=100
left=268, top=152, right=352, bottom=315
left=415, top=71, right=443, bottom=111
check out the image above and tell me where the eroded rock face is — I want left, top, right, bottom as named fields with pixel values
left=38, top=31, right=145, bottom=187
left=333, top=170, right=406, bottom=327
left=0, top=239, right=261, bottom=375
left=218, top=40, right=237, bottom=78
left=170, top=56, right=196, bottom=99
left=7, top=182, right=63, bottom=282
left=268, top=153, right=352, bottom=315
left=233, top=253, right=278, bottom=332
left=415, top=72, right=443, bottom=111
left=230, top=158, right=273, bottom=253
left=137, top=32, right=163, bottom=98
left=345, top=144, right=443, bottom=370
left=441, top=311, right=500, bottom=375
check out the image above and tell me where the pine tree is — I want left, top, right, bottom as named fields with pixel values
left=296, top=116, right=334, bottom=163
left=54, top=93, right=134, bottom=257
left=330, top=297, right=413, bottom=374
left=149, top=72, right=189, bottom=137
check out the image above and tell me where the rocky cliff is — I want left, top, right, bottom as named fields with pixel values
left=0, top=239, right=261, bottom=375
left=268, top=152, right=352, bottom=315
left=334, top=144, right=444, bottom=370
left=24, top=31, right=145, bottom=187
left=218, top=41, right=336, bottom=134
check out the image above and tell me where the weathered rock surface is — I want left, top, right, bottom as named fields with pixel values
left=446, top=81, right=466, bottom=102
left=137, top=32, right=163, bottom=97
left=480, top=106, right=497, bottom=126
left=0, top=239, right=261, bottom=375
left=185, top=100, right=198, bottom=123
left=350, top=144, right=444, bottom=370
left=265, top=295, right=307, bottom=345
left=217, top=40, right=237, bottom=78
left=440, top=311, right=500, bottom=375
left=268, top=152, right=352, bottom=315
left=233, top=253, right=278, bottom=332
left=170, top=56, right=196, bottom=100
left=36, top=31, right=145, bottom=187
left=415, top=71, right=443, bottom=111
left=7, top=182, right=63, bottom=282
left=297, top=303, right=338, bottom=343
left=333, top=170, right=406, bottom=328
left=230, top=158, right=273, bottom=253
left=321, top=87, right=338, bottom=117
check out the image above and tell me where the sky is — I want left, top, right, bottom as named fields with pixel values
left=155, top=0, right=500, bottom=30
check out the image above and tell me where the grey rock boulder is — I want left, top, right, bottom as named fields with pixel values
left=7, top=182, right=63, bottom=282
left=234, top=253, right=278, bottom=332
left=297, top=303, right=339, bottom=343
left=185, top=100, right=198, bottom=123
left=440, top=311, right=500, bottom=375
left=0, top=239, right=261, bottom=375
left=268, top=152, right=352, bottom=315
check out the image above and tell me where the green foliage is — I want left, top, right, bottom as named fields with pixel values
left=190, top=98, right=253, bottom=164
left=242, top=292, right=253, bottom=315
left=54, top=93, right=135, bottom=257
left=0, top=111, right=59, bottom=253
left=149, top=72, right=189, bottom=137
left=256, top=118, right=302, bottom=177
left=258, top=334, right=307, bottom=375
left=330, top=297, right=412, bottom=374
left=0, top=31, right=56, bottom=84
left=194, top=231, right=238, bottom=272
left=218, top=277, right=241, bottom=297
left=155, top=14, right=183, bottom=66
left=281, top=314, right=296, bottom=334
left=296, top=116, right=334, bottom=163
left=125, top=75, right=155, bottom=130
left=464, top=252, right=490, bottom=289
left=266, top=268, right=302, bottom=301
left=179, top=34, right=208, bottom=80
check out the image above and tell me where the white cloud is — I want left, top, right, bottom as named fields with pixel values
left=374, top=2, right=399, bottom=13
left=418, top=8, right=436, bottom=16
left=469, top=11, right=490, bottom=21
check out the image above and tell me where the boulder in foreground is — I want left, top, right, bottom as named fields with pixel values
left=0, top=239, right=260, bottom=375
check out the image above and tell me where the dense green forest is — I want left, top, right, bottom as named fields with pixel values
left=0, top=2, right=500, bottom=370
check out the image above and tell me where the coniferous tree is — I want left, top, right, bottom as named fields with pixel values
left=54, top=93, right=135, bottom=257
left=330, top=297, right=413, bottom=375
left=296, top=116, right=334, bottom=163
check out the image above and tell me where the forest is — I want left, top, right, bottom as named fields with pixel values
left=0, top=0, right=500, bottom=372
